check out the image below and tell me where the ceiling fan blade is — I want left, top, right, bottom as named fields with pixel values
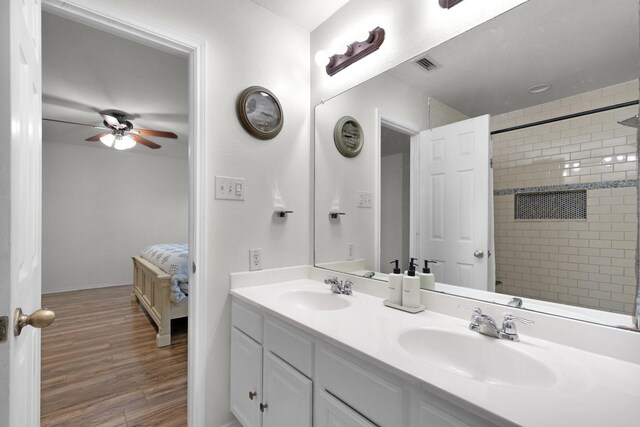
left=43, top=117, right=108, bottom=130
left=130, top=134, right=161, bottom=149
left=85, top=131, right=112, bottom=142
left=131, top=128, right=178, bottom=139
left=100, top=113, right=126, bottom=129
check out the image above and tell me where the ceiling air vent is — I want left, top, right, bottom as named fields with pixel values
left=415, top=57, right=438, bottom=71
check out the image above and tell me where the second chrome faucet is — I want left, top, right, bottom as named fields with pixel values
left=461, top=306, right=533, bottom=342
left=324, top=276, right=353, bottom=295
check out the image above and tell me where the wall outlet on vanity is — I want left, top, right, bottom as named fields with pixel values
left=249, top=248, right=262, bottom=271
left=347, top=243, right=355, bottom=260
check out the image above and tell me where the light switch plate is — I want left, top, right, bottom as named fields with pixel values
left=215, top=176, right=246, bottom=200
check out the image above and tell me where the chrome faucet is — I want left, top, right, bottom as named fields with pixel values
left=507, top=297, right=523, bottom=308
left=460, top=306, right=533, bottom=342
left=324, top=276, right=353, bottom=295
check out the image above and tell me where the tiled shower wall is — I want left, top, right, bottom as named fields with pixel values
left=491, top=80, right=638, bottom=314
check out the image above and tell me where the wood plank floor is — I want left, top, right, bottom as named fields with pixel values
left=41, top=285, right=188, bottom=426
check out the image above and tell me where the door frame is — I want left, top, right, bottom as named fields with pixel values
left=374, top=109, right=420, bottom=272
left=41, top=1, right=207, bottom=424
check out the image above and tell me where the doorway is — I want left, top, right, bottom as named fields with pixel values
left=40, top=1, right=206, bottom=424
left=379, top=125, right=411, bottom=273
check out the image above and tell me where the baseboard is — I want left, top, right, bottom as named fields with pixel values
left=219, top=420, right=241, bottom=427
left=42, top=282, right=131, bottom=294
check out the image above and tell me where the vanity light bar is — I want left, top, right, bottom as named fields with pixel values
left=326, top=27, right=385, bottom=76
left=439, top=0, right=465, bottom=8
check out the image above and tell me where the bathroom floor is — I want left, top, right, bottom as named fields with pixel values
left=40, top=285, right=188, bottom=426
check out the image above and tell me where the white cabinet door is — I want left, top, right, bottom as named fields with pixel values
left=316, top=389, right=377, bottom=427
left=262, top=351, right=312, bottom=427
left=419, top=115, right=491, bottom=291
left=231, top=328, right=263, bottom=427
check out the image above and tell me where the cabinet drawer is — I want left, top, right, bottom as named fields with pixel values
left=418, top=393, right=500, bottom=427
left=232, top=299, right=263, bottom=343
left=316, top=345, right=404, bottom=427
left=315, top=389, right=377, bottom=427
left=264, top=318, right=313, bottom=377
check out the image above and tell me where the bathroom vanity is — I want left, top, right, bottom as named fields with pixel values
left=229, top=267, right=640, bottom=427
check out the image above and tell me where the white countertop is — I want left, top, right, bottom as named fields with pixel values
left=231, top=278, right=640, bottom=427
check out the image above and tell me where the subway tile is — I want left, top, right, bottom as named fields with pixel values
left=588, top=290, right=611, bottom=301
left=576, top=281, right=599, bottom=290
left=599, top=282, right=624, bottom=294
left=599, top=248, right=625, bottom=258
left=599, top=265, right=624, bottom=276
left=588, top=240, right=611, bottom=249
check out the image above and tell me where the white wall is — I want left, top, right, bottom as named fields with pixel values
left=310, top=0, right=526, bottom=104
left=42, top=142, right=188, bottom=293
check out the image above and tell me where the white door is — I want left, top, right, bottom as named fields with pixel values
left=262, top=351, right=312, bottom=427
left=418, top=115, right=490, bottom=290
left=230, top=328, right=263, bottom=427
left=0, top=1, right=44, bottom=426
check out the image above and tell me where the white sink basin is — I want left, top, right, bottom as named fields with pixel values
left=278, top=289, right=351, bottom=311
left=397, top=328, right=557, bottom=387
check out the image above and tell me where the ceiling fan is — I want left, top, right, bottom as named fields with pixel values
left=43, top=109, right=178, bottom=150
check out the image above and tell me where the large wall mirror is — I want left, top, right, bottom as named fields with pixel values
left=315, top=0, right=639, bottom=329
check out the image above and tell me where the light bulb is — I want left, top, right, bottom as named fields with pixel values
left=314, top=50, right=330, bottom=67
left=114, top=135, right=136, bottom=150
left=100, top=133, right=115, bottom=147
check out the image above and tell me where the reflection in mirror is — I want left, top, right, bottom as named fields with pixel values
left=314, top=0, right=639, bottom=328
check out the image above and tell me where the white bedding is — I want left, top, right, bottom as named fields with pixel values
left=141, top=243, right=189, bottom=304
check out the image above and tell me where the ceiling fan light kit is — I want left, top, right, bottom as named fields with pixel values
left=114, top=135, right=136, bottom=150
left=43, top=109, right=178, bottom=151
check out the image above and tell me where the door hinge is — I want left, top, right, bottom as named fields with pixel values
left=0, top=316, right=8, bottom=343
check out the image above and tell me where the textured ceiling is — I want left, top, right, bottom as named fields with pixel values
left=42, top=12, right=189, bottom=159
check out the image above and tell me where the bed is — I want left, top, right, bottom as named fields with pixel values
left=131, top=243, right=189, bottom=347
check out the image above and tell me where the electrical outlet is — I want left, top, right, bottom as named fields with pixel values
left=347, top=243, right=355, bottom=260
left=249, top=248, right=262, bottom=271
left=357, top=191, right=373, bottom=208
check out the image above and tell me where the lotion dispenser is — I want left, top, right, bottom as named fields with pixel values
left=418, top=260, right=437, bottom=290
left=402, top=260, right=421, bottom=308
left=387, top=260, right=403, bottom=305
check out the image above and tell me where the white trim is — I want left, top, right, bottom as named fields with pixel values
left=41, top=2, right=207, bottom=425
left=219, top=420, right=242, bottom=427
left=374, top=109, right=420, bottom=271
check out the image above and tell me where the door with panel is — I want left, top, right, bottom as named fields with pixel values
left=262, top=351, right=312, bottom=427
left=0, top=1, right=51, bottom=426
left=418, top=115, right=492, bottom=291
left=231, top=327, right=263, bottom=427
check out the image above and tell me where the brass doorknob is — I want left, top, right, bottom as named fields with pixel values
left=14, top=307, right=55, bottom=336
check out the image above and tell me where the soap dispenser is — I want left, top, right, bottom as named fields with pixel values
left=387, top=260, right=403, bottom=305
left=418, top=260, right=437, bottom=290
left=402, top=260, right=421, bottom=308
left=405, top=257, right=418, bottom=275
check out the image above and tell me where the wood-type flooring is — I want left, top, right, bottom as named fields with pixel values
left=41, top=285, right=187, bottom=426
